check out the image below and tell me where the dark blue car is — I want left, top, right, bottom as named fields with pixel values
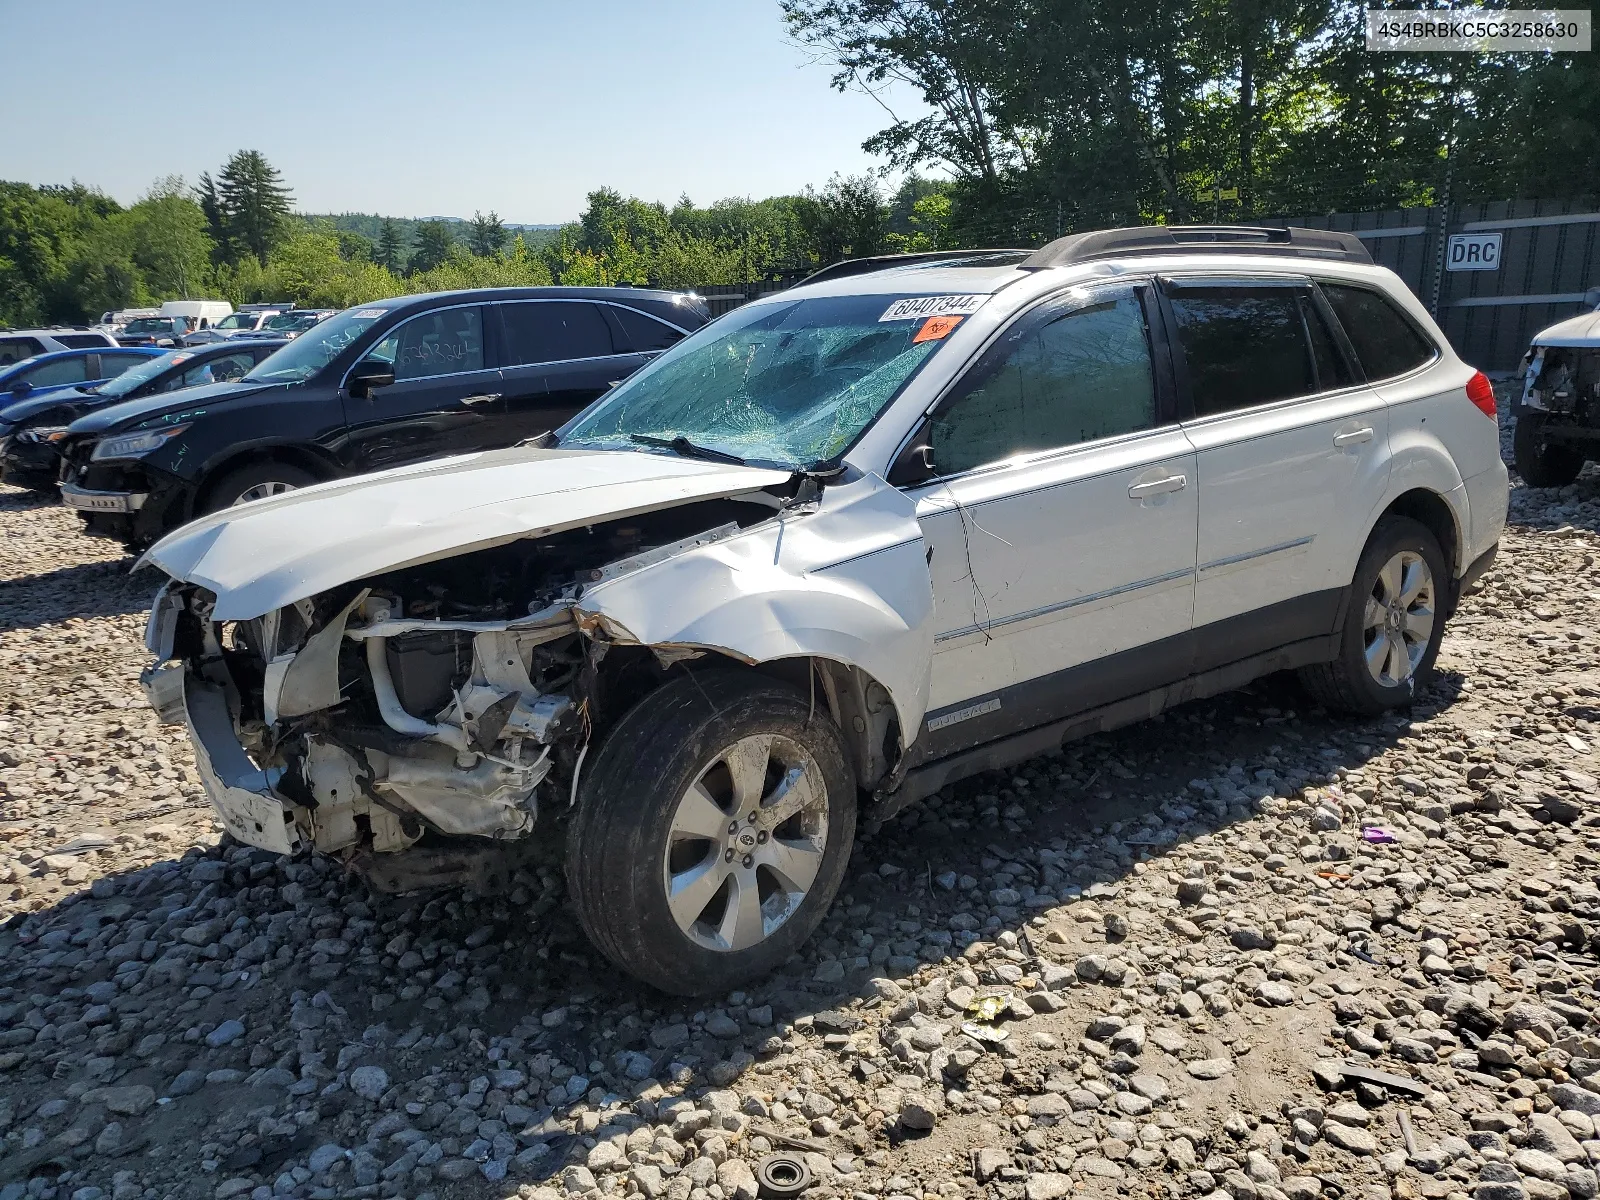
left=0, top=340, right=280, bottom=491
left=0, top=347, right=165, bottom=404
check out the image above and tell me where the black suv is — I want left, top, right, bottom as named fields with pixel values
left=2, top=341, right=281, bottom=492
left=58, top=287, right=707, bottom=547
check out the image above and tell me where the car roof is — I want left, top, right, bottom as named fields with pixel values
left=1531, top=309, right=1600, bottom=347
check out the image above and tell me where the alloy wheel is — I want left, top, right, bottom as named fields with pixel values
left=1362, top=550, right=1435, bottom=687
left=232, top=481, right=298, bottom=506
left=662, top=732, right=828, bottom=952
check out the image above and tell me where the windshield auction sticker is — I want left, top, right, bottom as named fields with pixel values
left=880, top=294, right=988, bottom=322
left=1365, top=9, right=1589, bottom=50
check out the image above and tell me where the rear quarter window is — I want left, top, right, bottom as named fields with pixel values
left=1321, top=284, right=1437, bottom=381
left=608, top=305, right=685, bottom=353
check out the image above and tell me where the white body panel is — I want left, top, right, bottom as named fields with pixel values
left=913, top=428, right=1197, bottom=711
left=140, top=447, right=791, bottom=621
left=1184, top=387, right=1390, bottom=627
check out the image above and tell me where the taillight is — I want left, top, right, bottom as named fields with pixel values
left=1466, top=371, right=1498, bottom=420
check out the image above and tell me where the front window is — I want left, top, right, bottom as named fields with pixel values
left=245, top=307, right=390, bottom=384
left=560, top=293, right=973, bottom=468
left=95, top=350, right=192, bottom=399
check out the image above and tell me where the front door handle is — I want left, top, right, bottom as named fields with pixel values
left=460, top=392, right=502, bottom=406
left=1333, top=426, right=1374, bottom=447
left=1128, top=473, right=1188, bottom=499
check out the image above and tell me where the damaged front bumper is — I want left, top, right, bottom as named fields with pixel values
left=142, top=589, right=583, bottom=869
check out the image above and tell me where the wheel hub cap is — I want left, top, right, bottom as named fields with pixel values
left=662, top=732, right=828, bottom=953
left=1362, top=550, right=1436, bottom=687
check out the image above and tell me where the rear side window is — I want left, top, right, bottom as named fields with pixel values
left=1169, top=285, right=1337, bottom=416
left=608, top=306, right=684, bottom=353
left=22, top=357, right=90, bottom=387
left=0, top=337, right=44, bottom=366
left=500, top=302, right=615, bottom=365
left=56, top=333, right=108, bottom=349
left=1321, top=284, right=1437, bottom=381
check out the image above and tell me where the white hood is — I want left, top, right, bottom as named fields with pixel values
left=1532, top=308, right=1600, bottom=347
left=142, top=446, right=792, bottom=621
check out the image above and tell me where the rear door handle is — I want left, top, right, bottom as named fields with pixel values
left=460, top=392, right=502, bottom=406
left=1333, top=426, right=1373, bottom=447
left=1128, top=473, right=1188, bottom=499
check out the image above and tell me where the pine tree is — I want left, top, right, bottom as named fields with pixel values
left=467, top=210, right=508, bottom=258
left=408, top=221, right=455, bottom=275
left=216, top=150, right=294, bottom=265
left=377, top=218, right=406, bottom=272
left=195, top=172, right=229, bottom=262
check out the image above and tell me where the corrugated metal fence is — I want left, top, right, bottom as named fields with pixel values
left=1269, top=199, right=1600, bottom=373
left=693, top=200, right=1600, bottom=373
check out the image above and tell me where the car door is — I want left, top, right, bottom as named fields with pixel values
left=902, top=282, right=1200, bottom=761
left=339, top=305, right=504, bottom=474
left=495, top=300, right=646, bottom=445
left=1165, top=278, right=1390, bottom=671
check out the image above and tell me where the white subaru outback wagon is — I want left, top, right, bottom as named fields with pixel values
left=138, top=226, right=1508, bottom=995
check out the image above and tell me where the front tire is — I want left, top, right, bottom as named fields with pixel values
left=1299, top=516, right=1448, bottom=716
left=200, top=461, right=318, bottom=514
left=566, top=669, right=857, bottom=996
left=1514, top=414, right=1585, bottom=488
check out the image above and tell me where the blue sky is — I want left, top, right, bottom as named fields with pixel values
left=0, top=1, right=929, bottom=223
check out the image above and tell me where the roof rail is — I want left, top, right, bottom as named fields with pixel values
left=1023, top=225, right=1372, bottom=269
left=801, top=249, right=1032, bottom=287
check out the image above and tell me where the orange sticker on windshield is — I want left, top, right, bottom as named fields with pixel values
left=913, top=315, right=964, bottom=343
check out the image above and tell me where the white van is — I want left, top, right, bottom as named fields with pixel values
left=159, top=299, right=234, bottom=331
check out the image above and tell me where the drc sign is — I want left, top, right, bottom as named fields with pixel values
left=1447, top=232, right=1502, bottom=271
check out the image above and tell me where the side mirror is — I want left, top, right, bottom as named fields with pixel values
left=10, top=380, right=29, bottom=397
left=887, top=428, right=937, bottom=487
left=348, top=359, right=396, bottom=399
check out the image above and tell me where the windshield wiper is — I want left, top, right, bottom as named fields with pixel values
left=629, top=434, right=745, bottom=465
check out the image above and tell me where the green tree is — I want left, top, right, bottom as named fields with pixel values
left=216, top=150, right=294, bottom=265
left=467, top=210, right=509, bottom=258
left=336, top=228, right=375, bottom=262
left=377, top=217, right=406, bottom=272
left=124, top=176, right=214, bottom=299
left=408, top=220, right=455, bottom=274
left=796, top=174, right=888, bottom=263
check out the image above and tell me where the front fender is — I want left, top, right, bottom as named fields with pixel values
left=576, top=474, right=935, bottom=741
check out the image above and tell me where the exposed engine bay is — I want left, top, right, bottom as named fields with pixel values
left=143, top=498, right=791, bottom=886
left=1523, top=344, right=1600, bottom=426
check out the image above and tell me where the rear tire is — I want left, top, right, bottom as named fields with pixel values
left=1514, top=414, right=1585, bottom=488
left=1298, top=516, right=1448, bottom=716
left=200, top=461, right=318, bottom=514
left=566, top=669, right=856, bottom=996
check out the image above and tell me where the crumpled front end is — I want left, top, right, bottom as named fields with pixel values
left=142, top=579, right=584, bottom=870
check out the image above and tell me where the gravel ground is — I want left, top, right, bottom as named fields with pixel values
left=4, top=406, right=1600, bottom=1200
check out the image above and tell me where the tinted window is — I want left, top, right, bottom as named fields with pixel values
left=100, top=356, right=145, bottom=381
left=364, top=308, right=485, bottom=381
left=0, top=338, right=44, bottom=366
left=501, top=302, right=614, bottom=365
left=929, top=289, right=1158, bottom=477
left=56, top=333, right=108, bottom=349
left=1322, top=284, right=1437, bottom=380
left=609, top=305, right=684, bottom=353
left=1305, top=299, right=1354, bottom=390
left=22, top=357, right=90, bottom=387
left=1170, top=286, right=1320, bottom=416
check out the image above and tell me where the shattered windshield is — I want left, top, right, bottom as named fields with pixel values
left=560, top=292, right=975, bottom=468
